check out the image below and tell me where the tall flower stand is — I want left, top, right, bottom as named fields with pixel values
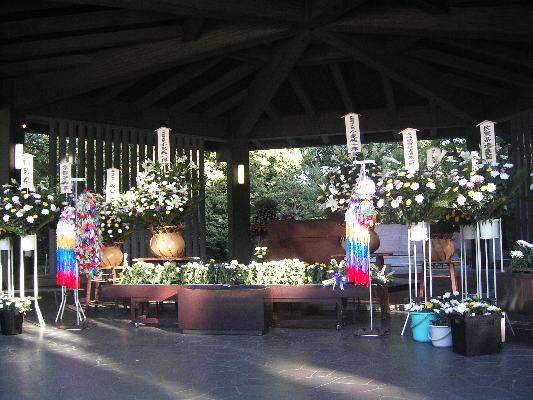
left=20, top=234, right=45, bottom=327
left=0, top=238, right=14, bottom=297
left=401, top=221, right=431, bottom=336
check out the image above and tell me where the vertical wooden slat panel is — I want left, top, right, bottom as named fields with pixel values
left=146, top=129, right=154, bottom=161
left=104, top=126, right=113, bottom=169
left=68, top=120, right=76, bottom=178
left=176, top=134, right=184, bottom=159
left=191, top=137, right=199, bottom=256
left=182, top=135, right=192, bottom=256
left=170, top=130, right=177, bottom=162
left=121, top=128, right=130, bottom=190
left=113, top=126, right=121, bottom=170
left=58, top=119, right=67, bottom=162
left=130, top=129, right=138, bottom=188
left=78, top=123, right=86, bottom=182
left=95, top=125, right=104, bottom=192
left=48, top=119, right=57, bottom=188
left=198, top=138, right=206, bottom=260
left=86, top=124, right=95, bottom=190
left=138, top=129, right=146, bottom=168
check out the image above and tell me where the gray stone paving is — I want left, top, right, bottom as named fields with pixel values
left=1, top=296, right=532, bottom=400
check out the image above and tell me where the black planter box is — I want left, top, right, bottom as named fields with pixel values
left=0, top=312, right=23, bottom=335
left=451, top=314, right=502, bottom=356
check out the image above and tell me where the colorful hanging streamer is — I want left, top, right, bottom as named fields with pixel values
left=75, top=191, right=102, bottom=271
left=345, top=169, right=377, bottom=287
left=56, top=206, right=79, bottom=288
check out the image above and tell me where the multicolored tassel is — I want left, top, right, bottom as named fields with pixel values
left=56, top=206, right=79, bottom=288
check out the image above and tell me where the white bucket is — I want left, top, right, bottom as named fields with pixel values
left=461, top=225, right=476, bottom=240
left=409, top=221, right=429, bottom=242
left=20, top=234, right=36, bottom=251
left=0, top=238, right=10, bottom=251
left=429, top=325, right=452, bottom=348
left=479, top=219, right=500, bottom=239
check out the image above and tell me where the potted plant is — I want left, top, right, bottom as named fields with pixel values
left=99, top=195, right=134, bottom=267
left=123, top=158, right=198, bottom=258
left=498, top=240, right=533, bottom=314
left=0, top=296, right=31, bottom=335
left=428, top=291, right=461, bottom=347
left=450, top=297, right=503, bottom=356
left=405, top=301, right=436, bottom=342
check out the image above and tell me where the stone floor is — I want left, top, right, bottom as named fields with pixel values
left=1, top=292, right=532, bottom=400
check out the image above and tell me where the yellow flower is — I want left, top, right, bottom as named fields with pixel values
left=32, top=214, right=38, bottom=219
left=43, top=202, right=48, bottom=207
left=114, top=223, right=119, bottom=228
left=427, top=178, right=433, bottom=182
left=107, top=219, right=112, bottom=224
left=398, top=172, right=406, bottom=177
left=404, top=182, right=411, bottom=188
left=405, top=199, right=412, bottom=206
left=452, top=187, right=459, bottom=192
left=387, top=179, right=393, bottom=184
left=165, top=210, right=171, bottom=215
left=10, top=208, right=16, bottom=213
left=480, top=185, right=487, bottom=192
left=209, top=259, right=215, bottom=264
left=470, top=171, right=476, bottom=176
left=486, top=168, right=492, bottom=172
left=425, top=302, right=433, bottom=309
left=455, top=216, right=460, bottom=222
left=468, top=190, right=475, bottom=198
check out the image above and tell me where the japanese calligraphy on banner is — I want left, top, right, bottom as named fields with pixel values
left=106, top=168, right=120, bottom=202
left=344, top=113, right=362, bottom=157
left=157, top=126, right=171, bottom=164
left=400, top=128, right=419, bottom=171
left=20, top=154, right=34, bottom=190
left=426, top=147, right=441, bottom=169
left=59, top=161, right=72, bottom=194
left=477, top=120, right=497, bottom=164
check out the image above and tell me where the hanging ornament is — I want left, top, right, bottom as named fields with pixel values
left=56, top=206, right=78, bottom=288
left=345, top=164, right=377, bottom=287
left=75, top=191, right=102, bottom=271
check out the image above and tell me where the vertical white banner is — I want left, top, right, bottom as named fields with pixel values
left=20, top=154, right=34, bottom=190
left=59, top=161, right=72, bottom=194
left=478, top=120, right=497, bottom=164
left=344, top=113, right=362, bottom=157
left=426, top=147, right=441, bottom=169
left=157, top=126, right=171, bottom=164
left=400, top=128, right=419, bottom=171
left=106, top=167, right=120, bottom=202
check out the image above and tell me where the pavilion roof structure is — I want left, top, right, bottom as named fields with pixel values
left=2, top=0, right=533, bottom=149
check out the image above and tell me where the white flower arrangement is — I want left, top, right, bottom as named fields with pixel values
left=99, top=195, right=133, bottom=246
left=510, top=239, right=533, bottom=271
left=0, top=180, right=61, bottom=236
left=0, top=296, right=32, bottom=316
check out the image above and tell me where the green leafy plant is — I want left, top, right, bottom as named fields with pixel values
left=509, top=240, right=533, bottom=271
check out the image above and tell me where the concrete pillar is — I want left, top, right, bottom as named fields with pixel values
left=226, top=138, right=251, bottom=263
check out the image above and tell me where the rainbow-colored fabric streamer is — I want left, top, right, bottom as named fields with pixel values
left=56, top=206, right=79, bottom=288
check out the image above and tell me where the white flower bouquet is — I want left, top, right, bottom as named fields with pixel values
left=99, top=195, right=134, bottom=246
left=0, top=296, right=32, bottom=316
left=509, top=239, right=533, bottom=271
left=123, top=158, right=198, bottom=229
left=0, top=180, right=60, bottom=236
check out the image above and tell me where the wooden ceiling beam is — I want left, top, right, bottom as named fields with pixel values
left=327, top=5, right=533, bottom=42
left=265, top=104, right=280, bottom=122
left=0, top=55, right=91, bottom=78
left=53, top=0, right=305, bottom=25
left=250, top=105, right=463, bottom=140
left=407, top=48, right=533, bottom=89
left=135, top=59, right=220, bottom=108
left=182, top=17, right=206, bottom=41
left=94, top=80, right=137, bottom=102
left=328, top=63, right=354, bottom=112
left=170, top=64, right=258, bottom=113
left=232, top=32, right=312, bottom=137
left=0, top=10, right=175, bottom=40
left=309, top=0, right=370, bottom=26
left=381, top=74, right=396, bottom=114
left=25, top=96, right=229, bottom=140
left=9, top=24, right=290, bottom=108
left=410, top=0, right=449, bottom=14
left=1, top=25, right=182, bottom=61
left=314, top=31, right=474, bottom=121
left=438, top=73, right=522, bottom=98
left=288, top=70, right=317, bottom=118
left=203, top=89, right=248, bottom=118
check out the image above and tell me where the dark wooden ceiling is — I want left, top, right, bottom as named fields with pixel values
left=2, top=0, right=533, bottom=148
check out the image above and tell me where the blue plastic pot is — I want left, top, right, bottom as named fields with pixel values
left=410, top=311, right=436, bottom=342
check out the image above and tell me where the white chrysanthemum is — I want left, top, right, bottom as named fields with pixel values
left=490, top=171, right=499, bottom=177
left=472, top=192, right=484, bottom=202
left=41, top=209, right=49, bottom=215
left=16, top=212, right=23, bottom=218
left=426, top=182, right=436, bottom=190
left=23, top=204, right=31, bottom=211
left=511, top=250, right=524, bottom=259
left=517, top=240, right=533, bottom=249
left=50, top=204, right=57, bottom=211
left=415, top=194, right=424, bottom=204
left=391, top=200, right=399, bottom=209
left=486, top=183, right=497, bottom=193
left=503, top=163, right=513, bottom=168
left=2, top=215, right=9, bottom=222
left=457, top=194, right=466, bottom=206
left=458, top=178, right=468, bottom=186
left=376, top=199, right=384, bottom=208
left=410, top=182, right=420, bottom=190
left=395, top=182, right=403, bottom=190
left=500, top=173, right=509, bottom=180
left=385, top=183, right=393, bottom=191
left=26, top=216, right=34, bottom=223
left=4, top=203, right=12, bottom=210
